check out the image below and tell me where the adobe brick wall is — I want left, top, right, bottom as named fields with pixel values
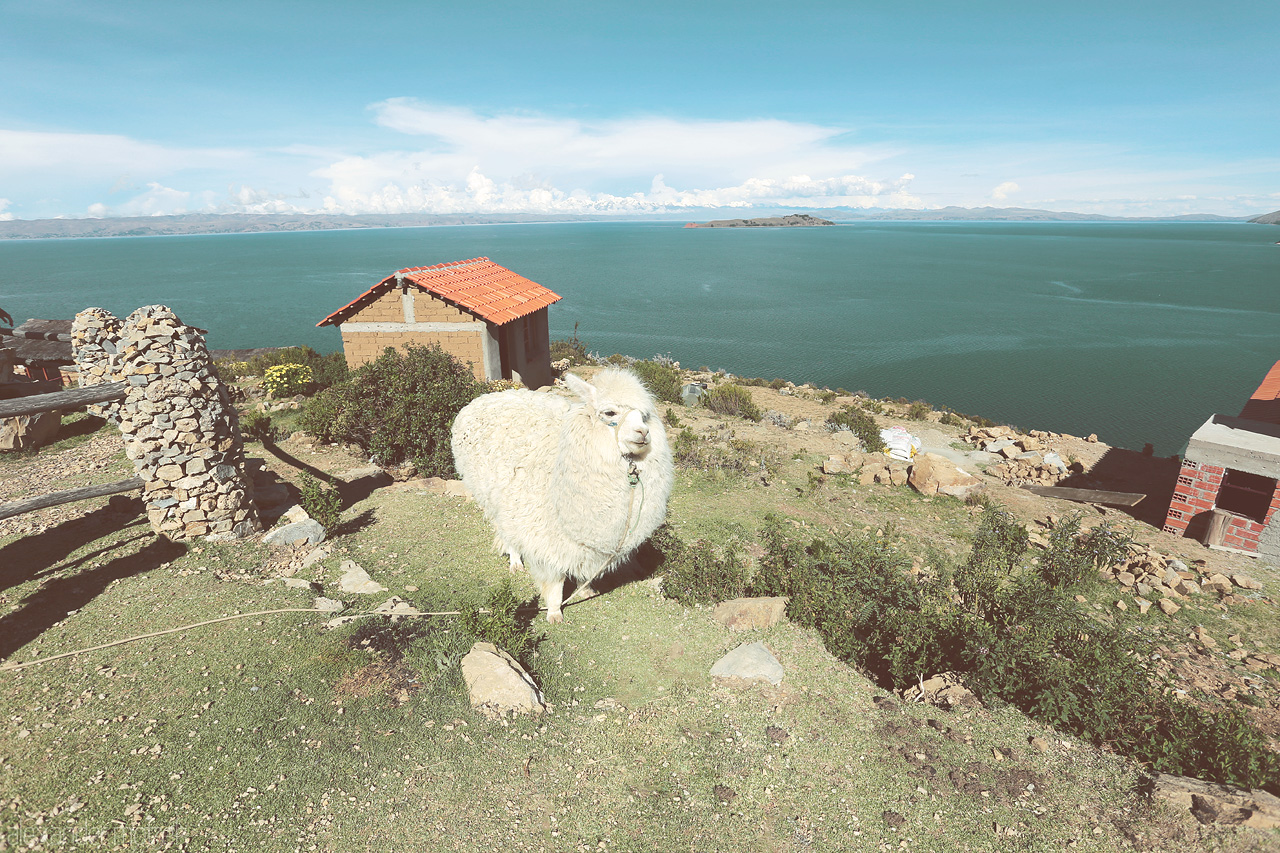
left=412, top=291, right=470, bottom=323
left=340, top=327, right=487, bottom=380
left=357, top=290, right=405, bottom=323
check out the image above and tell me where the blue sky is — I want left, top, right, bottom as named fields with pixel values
left=1, top=0, right=1277, bottom=220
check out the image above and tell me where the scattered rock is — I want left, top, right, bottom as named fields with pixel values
left=1232, top=574, right=1263, bottom=591
left=338, top=560, right=387, bottom=595
left=297, top=545, right=330, bottom=571
left=372, top=596, right=421, bottom=618
left=1204, top=574, right=1234, bottom=595
left=822, top=455, right=853, bottom=475
left=900, top=672, right=980, bottom=709
left=1175, top=578, right=1201, bottom=596
left=313, top=597, right=346, bottom=613
left=282, top=577, right=322, bottom=592
left=907, top=452, right=985, bottom=499
left=712, top=597, right=788, bottom=632
left=709, top=642, right=785, bottom=686
left=263, top=518, right=326, bottom=549
left=1158, top=599, right=1181, bottom=616
left=1151, top=773, right=1280, bottom=829
left=460, top=642, right=546, bottom=718
left=338, top=466, right=394, bottom=489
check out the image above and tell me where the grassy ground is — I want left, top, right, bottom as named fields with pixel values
left=0, top=393, right=1275, bottom=851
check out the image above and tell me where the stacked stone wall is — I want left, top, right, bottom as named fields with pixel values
left=72, top=305, right=261, bottom=540
left=71, top=307, right=125, bottom=423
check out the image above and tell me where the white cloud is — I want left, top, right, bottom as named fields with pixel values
left=0, top=198, right=12, bottom=222
left=3, top=101, right=1275, bottom=219
left=991, top=181, right=1019, bottom=201
left=309, top=100, right=920, bottom=215
left=0, top=130, right=239, bottom=177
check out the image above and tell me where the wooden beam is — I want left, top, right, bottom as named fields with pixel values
left=0, top=380, right=127, bottom=418
left=0, top=328, right=73, bottom=343
left=0, top=477, right=143, bottom=521
left=1021, top=485, right=1146, bottom=507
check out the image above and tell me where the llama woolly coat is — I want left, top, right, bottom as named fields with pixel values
left=451, top=369, right=674, bottom=613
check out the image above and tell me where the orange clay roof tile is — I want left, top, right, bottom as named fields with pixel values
left=316, top=257, right=562, bottom=328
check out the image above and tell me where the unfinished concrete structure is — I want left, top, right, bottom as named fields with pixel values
left=317, top=258, right=562, bottom=389
left=1164, top=360, right=1280, bottom=559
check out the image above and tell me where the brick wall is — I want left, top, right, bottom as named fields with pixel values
left=340, top=328, right=487, bottom=380
left=413, top=291, right=470, bottom=323
left=336, top=289, right=489, bottom=380
left=1163, top=458, right=1280, bottom=553
left=1163, top=459, right=1222, bottom=537
left=357, top=289, right=406, bottom=323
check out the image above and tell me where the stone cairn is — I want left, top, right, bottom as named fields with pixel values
left=71, top=306, right=124, bottom=424
left=72, top=305, right=261, bottom=540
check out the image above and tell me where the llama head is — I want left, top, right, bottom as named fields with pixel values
left=564, top=369, right=658, bottom=459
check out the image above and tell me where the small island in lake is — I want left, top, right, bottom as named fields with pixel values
left=683, top=213, right=835, bottom=228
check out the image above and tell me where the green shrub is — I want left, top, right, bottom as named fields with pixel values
left=750, top=504, right=1280, bottom=793
left=460, top=579, right=542, bottom=669
left=671, top=427, right=775, bottom=477
left=298, top=472, right=342, bottom=530
left=298, top=343, right=483, bottom=477
left=906, top=400, right=931, bottom=420
left=702, top=384, right=763, bottom=421
left=664, top=408, right=681, bottom=428
left=826, top=405, right=886, bottom=454
left=263, top=363, right=313, bottom=398
left=752, top=516, right=962, bottom=688
left=939, top=411, right=966, bottom=427
left=817, top=390, right=837, bottom=404
left=630, top=359, right=683, bottom=403
left=239, top=409, right=279, bottom=444
left=216, top=346, right=348, bottom=390
left=656, top=530, right=748, bottom=607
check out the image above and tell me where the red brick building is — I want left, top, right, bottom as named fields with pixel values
left=317, top=258, right=562, bottom=389
left=1163, top=360, right=1280, bottom=559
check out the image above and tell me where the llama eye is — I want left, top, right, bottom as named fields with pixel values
left=603, top=410, right=618, bottom=418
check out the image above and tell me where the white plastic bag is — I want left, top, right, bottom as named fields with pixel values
left=880, top=426, right=921, bottom=461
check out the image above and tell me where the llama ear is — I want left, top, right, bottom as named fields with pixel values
left=563, top=372, right=597, bottom=406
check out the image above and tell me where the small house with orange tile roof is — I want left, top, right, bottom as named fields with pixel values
left=1164, top=359, right=1280, bottom=560
left=317, top=257, right=562, bottom=389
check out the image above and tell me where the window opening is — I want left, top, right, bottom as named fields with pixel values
left=1216, top=468, right=1276, bottom=524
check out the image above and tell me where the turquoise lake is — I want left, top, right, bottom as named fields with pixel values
left=2, top=221, right=1278, bottom=455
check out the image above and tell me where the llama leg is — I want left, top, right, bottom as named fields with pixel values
left=541, top=578, right=565, bottom=623
left=508, top=548, right=524, bottom=573
left=565, top=582, right=596, bottom=604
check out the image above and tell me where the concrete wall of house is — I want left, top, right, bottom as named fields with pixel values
left=336, top=287, right=494, bottom=382
left=504, top=308, right=554, bottom=389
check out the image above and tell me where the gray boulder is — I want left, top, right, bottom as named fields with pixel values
left=709, top=642, right=785, bottom=685
left=263, top=518, right=326, bottom=549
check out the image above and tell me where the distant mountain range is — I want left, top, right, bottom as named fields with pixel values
left=0, top=206, right=1265, bottom=240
